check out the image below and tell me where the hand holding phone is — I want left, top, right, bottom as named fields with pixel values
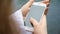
left=24, top=2, right=46, bottom=32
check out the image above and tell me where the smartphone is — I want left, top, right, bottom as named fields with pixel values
left=24, top=2, right=46, bottom=32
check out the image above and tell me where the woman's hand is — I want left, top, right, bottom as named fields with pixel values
left=21, top=0, right=34, bottom=19
left=21, top=0, right=50, bottom=34
left=40, top=0, right=50, bottom=15
left=21, top=0, right=50, bottom=19
left=30, top=0, right=50, bottom=34
left=30, top=15, right=47, bottom=34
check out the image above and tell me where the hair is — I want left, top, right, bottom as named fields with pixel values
left=0, top=0, right=21, bottom=34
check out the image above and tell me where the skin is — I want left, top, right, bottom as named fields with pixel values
left=21, top=0, right=50, bottom=34
left=21, top=0, right=34, bottom=18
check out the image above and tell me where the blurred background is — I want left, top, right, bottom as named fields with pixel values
left=13, top=0, right=60, bottom=34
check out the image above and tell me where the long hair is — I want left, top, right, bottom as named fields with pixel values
left=0, top=0, right=20, bottom=34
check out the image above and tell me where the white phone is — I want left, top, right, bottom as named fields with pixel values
left=24, top=2, right=46, bottom=32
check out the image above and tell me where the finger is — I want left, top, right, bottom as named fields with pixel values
left=39, top=15, right=46, bottom=26
left=44, top=7, right=48, bottom=15
left=22, top=7, right=30, bottom=17
left=29, top=0, right=34, bottom=2
left=46, top=3, right=50, bottom=7
left=30, top=17, right=38, bottom=26
left=41, top=1, right=48, bottom=4
left=41, top=0, right=50, bottom=7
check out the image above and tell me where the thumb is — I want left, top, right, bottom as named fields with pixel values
left=30, top=17, right=38, bottom=26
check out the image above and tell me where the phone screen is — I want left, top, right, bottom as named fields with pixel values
left=24, top=3, right=46, bottom=28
